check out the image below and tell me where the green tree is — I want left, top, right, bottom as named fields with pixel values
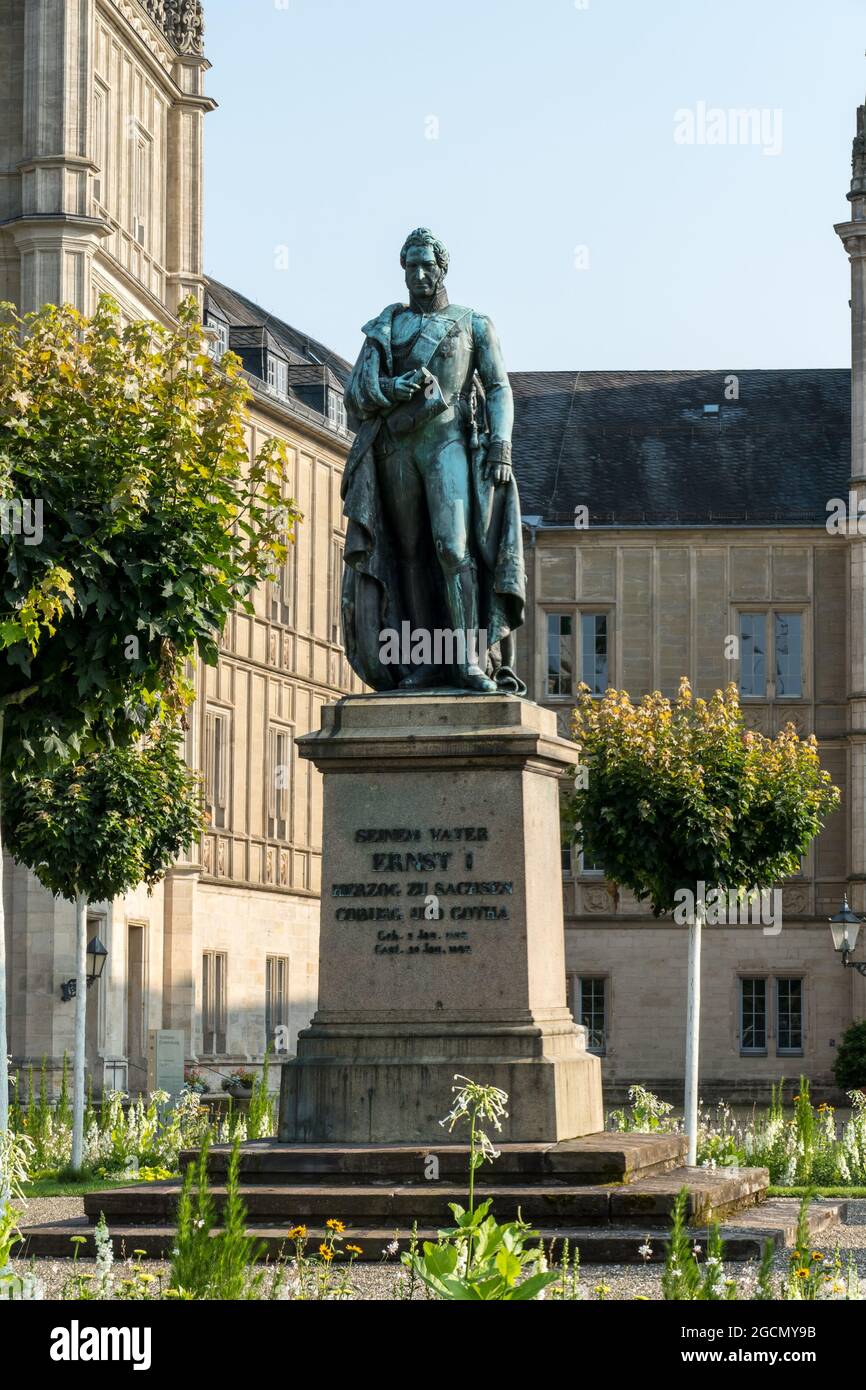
left=3, top=727, right=204, bottom=1167
left=0, top=295, right=299, bottom=1131
left=565, top=679, right=839, bottom=915
left=564, top=678, right=840, bottom=1162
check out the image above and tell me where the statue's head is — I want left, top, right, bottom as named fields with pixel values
left=400, top=228, right=449, bottom=303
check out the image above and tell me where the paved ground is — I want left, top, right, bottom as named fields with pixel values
left=8, top=1197, right=866, bottom=1299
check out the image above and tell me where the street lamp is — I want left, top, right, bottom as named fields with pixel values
left=829, top=896, right=866, bottom=977
left=60, top=936, right=109, bottom=1001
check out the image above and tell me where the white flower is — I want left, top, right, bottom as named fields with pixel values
left=638, top=1241, right=653, bottom=1259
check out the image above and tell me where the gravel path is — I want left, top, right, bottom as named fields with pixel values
left=8, top=1197, right=866, bottom=1300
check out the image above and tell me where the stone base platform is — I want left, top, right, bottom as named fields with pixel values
left=19, top=1198, right=845, bottom=1265
left=17, top=1133, right=809, bottom=1265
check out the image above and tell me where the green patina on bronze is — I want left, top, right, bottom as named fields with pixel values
left=340, top=228, right=526, bottom=694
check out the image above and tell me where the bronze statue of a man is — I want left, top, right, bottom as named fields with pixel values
left=340, top=228, right=526, bottom=694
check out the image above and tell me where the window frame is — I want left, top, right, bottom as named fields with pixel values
left=544, top=606, right=613, bottom=702
left=265, top=954, right=290, bottom=1051
left=266, top=353, right=289, bottom=398
left=204, top=706, right=231, bottom=831
left=735, top=606, right=807, bottom=701
left=776, top=976, right=804, bottom=1057
left=738, top=975, right=769, bottom=1056
left=267, top=724, right=292, bottom=842
left=569, top=974, right=608, bottom=1056
left=202, top=950, right=227, bottom=1055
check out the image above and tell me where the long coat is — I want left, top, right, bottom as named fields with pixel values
left=339, top=303, right=526, bottom=691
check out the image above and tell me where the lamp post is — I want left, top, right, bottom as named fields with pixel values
left=829, top=896, right=866, bottom=978
left=60, top=935, right=108, bottom=1001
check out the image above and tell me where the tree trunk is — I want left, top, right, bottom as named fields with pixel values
left=0, top=713, right=7, bottom=1138
left=71, top=890, right=88, bottom=1172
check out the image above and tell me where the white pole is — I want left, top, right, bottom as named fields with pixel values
left=71, top=891, right=88, bottom=1172
left=684, top=904, right=703, bottom=1167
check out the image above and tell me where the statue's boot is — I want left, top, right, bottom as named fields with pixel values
left=444, top=560, right=497, bottom=693
left=398, top=561, right=441, bottom=690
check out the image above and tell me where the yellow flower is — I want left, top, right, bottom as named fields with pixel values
left=346, top=1244, right=363, bottom=1256
left=318, top=1244, right=333, bottom=1262
left=287, top=1225, right=307, bottom=1239
left=326, top=1219, right=346, bottom=1234
left=811, top=1252, right=824, bottom=1261
left=796, top=1268, right=810, bottom=1279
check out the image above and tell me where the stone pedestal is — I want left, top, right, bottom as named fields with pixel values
left=279, top=693, right=603, bottom=1144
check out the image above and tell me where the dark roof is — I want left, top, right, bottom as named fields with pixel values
left=510, top=369, right=851, bottom=527
left=205, top=277, right=351, bottom=382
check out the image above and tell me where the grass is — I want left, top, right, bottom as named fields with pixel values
left=23, top=1175, right=177, bottom=1198
left=768, top=1185, right=866, bottom=1199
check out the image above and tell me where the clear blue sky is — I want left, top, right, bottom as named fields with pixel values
left=203, top=0, right=865, bottom=371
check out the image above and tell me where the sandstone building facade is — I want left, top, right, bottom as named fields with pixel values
left=0, top=0, right=358, bottom=1094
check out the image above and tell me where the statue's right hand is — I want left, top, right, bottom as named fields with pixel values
left=392, top=371, right=421, bottom=401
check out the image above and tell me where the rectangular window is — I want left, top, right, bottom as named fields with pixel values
left=777, top=977, right=804, bottom=1054
left=328, top=391, right=347, bottom=433
left=739, top=978, right=768, bottom=1054
left=574, top=977, right=606, bottom=1055
left=577, top=846, right=605, bottom=876
left=561, top=842, right=572, bottom=875
left=207, top=315, right=229, bottom=361
left=267, top=355, right=288, bottom=397
left=739, top=613, right=765, bottom=697
left=205, top=709, right=230, bottom=830
left=547, top=614, right=573, bottom=697
left=270, top=558, right=293, bottom=626
left=739, top=611, right=803, bottom=698
left=202, top=951, right=227, bottom=1054
left=774, top=613, right=802, bottom=698
left=265, top=955, right=289, bottom=1051
left=132, top=133, right=152, bottom=248
left=330, top=537, right=344, bottom=643
left=581, top=613, right=608, bottom=695
left=92, top=81, right=109, bottom=207
left=267, top=726, right=291, bottom=841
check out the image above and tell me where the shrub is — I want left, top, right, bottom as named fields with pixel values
left=833, top=1020, right=866, bottom=1094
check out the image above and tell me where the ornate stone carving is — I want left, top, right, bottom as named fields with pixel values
left=137, top=0, right=205, bottom=55
left=852, top=105, right=866, bottom=198
left=783, top=886, right=810, bottom=917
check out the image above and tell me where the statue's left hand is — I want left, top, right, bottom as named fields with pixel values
left=486, top=440, right=513, bottom=486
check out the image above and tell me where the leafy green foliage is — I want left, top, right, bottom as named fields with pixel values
left=169, top=1135, right=265, bottom=1300
left=565, top=679, right=840, bottom=915
left=2, top=726, right=203, bottom=901
left=403, top=1075, right=557, bottom=1300
left=0, top=295, right=298, bottom=768
left=406, top=1199, right=558, bottom=1301
left=661, top=1190, right=736, bottom=1300
left=833, top=1020, right=866, bottom=1093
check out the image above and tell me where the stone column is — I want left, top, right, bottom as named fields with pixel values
left=836, top=103, right=866, bottom=1022
left=279, top=694, right=603, bottom=1144
left=164, top=55, right=215, bottom=316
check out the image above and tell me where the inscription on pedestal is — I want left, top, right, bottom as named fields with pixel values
left=330, top=825, right=513, bottom=958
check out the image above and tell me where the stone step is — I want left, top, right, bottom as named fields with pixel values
left=181, top=1133, right=688, bottom=1187
left=17, top=1198, right=845, bottom=1265
left=82, top=1164, right=768, bottom=1228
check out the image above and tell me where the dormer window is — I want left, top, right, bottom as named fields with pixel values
left=267, top=353, right=288, bottom=397
left=327, top=389, right=347, bottom=433
left=205, top=311, right=229, bottom=361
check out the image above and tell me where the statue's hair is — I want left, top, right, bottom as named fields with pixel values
left=400, top=227, right=449, bottom=275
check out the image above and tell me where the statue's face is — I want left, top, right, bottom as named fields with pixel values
left=404, top=244, right=443, bottom=302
